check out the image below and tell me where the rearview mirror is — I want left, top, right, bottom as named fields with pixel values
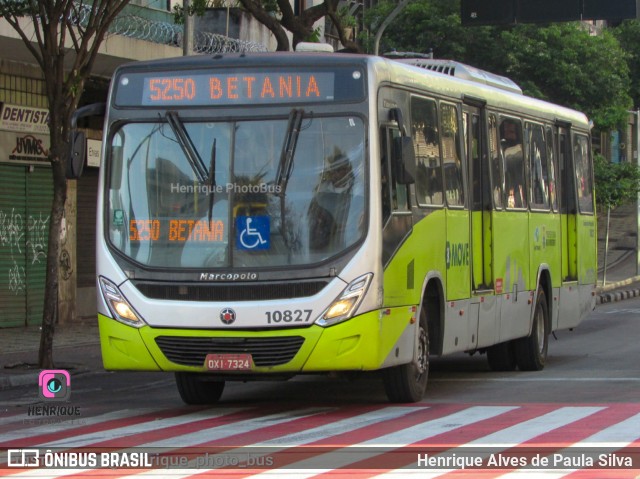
left=392, top=136, right=416, bottom=185
left=67, top=102, right=106, bottom=179
left=67, top=130, right=86, bottom=179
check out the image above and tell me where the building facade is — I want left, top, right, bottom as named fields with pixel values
left=0, top=1, right=270, bottom=328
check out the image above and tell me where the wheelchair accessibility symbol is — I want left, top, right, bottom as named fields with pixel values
left=236, top=216, right=270, bottom=250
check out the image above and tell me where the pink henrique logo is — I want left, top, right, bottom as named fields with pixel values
left=38, top=370, right=71, bottom=401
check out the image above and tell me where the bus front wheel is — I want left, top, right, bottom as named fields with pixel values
left=382, top=307, right=429, bottom=403
left=514, top=288, right=549, bottom=371
left=175, top=372, right=225, bottom=405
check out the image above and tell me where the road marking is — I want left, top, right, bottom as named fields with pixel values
left=2, top=404, right=640, bottom=479
left=431, top=377, right=640, bottom=382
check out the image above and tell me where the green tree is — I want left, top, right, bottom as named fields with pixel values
left=364, top=0, right=489, bottom=59
left=594, top=154, right=640, bottom=283
left=594, top=154, right=640, bottom=211
left=0, top=0, right=131, bottom=367
left=613, top=20, right=640, bottom=109
left=203, top=0, right=361, bottom=52
left=499, top=24, right=631, bottom=130
left=365, top=0, right=632, bottom=131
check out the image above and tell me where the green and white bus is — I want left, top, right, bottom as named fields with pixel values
left=92, top=51, right=597, bottom=404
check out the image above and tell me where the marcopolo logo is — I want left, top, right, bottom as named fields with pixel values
left=220, top=308, right=236, bottom=325
left=38, top=370, right=71, bottom=401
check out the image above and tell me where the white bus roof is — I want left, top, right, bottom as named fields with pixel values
left=394, top=58, right=523, bottom=95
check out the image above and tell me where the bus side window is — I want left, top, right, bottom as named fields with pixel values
left=546, top=126, right=558, bottom=211
left=411, top=96, right=442, bottom=206
left=380, top=127, right=409, bottom=224
left=440, top=103, right=464, bottom=207
left=380, top=128, right=392, bottom=223
left=488, top=114, right=503, bottom=209
left=389, top=128, right=409, bottom=211
left=527, top=122, right=550, bottom=210
left=500, top=117, right=526, bottom=209
left=573, top=134, right=594, bottom=214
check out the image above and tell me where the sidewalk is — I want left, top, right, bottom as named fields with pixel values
left=0, top=318, right=103, bottom=390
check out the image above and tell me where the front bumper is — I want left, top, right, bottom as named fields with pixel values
left=98, top=306, right=415, bottom=374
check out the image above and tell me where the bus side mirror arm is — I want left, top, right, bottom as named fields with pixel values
left=67, top=102, right=106, bottom=179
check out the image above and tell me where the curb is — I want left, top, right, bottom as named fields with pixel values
left=596, top=287, right=640, bottom=305
left=0, top=363, right=96, bottom=391
left=0, top=371, right=40, bottom=390
left=595, top=275, right=640, bottom=305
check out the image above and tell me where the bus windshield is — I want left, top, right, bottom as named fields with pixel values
left=106, top=115, right=366, bottom=270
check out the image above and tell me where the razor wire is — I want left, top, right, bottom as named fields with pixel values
left=71, top=3, right=267, bottom=53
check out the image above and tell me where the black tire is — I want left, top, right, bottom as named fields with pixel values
left=514, top=288, right=549, bottom=371
left=383, top=307, right=429, bottom=403
left=175, top=372, right=225, bottom=405
left=486, top=340, right=517, bottom=371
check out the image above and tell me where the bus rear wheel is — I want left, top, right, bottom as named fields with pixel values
left=514, top=288, right=549, bottom=371
left=175, top=372, right=225, bottom=405
left=383, top=307, right=429, bottom=403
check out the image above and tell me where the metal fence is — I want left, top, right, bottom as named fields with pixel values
left=72, top=3, right=268, bottom=54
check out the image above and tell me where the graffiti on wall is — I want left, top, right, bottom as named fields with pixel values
left=0, top=208, right=50, bottom=294
left=27, top=212, right=49, bottom=264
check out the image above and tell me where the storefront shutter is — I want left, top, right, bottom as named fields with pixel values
left=0, top=165, right=28, bottom=327
left=25, top=166, right=53, bottom=326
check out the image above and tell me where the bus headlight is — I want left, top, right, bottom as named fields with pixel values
left=99, top=277, right=145, bottom=328
left=316, top=273, right=373, bottom=327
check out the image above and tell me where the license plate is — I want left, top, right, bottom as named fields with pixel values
left=205, top=353, right=253, bottom=371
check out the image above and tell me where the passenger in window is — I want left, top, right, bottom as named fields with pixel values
left=500, top=120, right=524, bottom=208
left=501, top=121, right=522, bottom=159
left=316, top=152, right=355, bottom=194
left=507, top=185, right=525, bottom=209
left=308, top=151, right=355, bottom=250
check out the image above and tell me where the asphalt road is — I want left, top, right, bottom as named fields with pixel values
left=2, top=298, right=638, bottom=410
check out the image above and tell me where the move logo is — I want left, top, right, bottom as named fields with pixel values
left=446, top=241, right=469, bottom=269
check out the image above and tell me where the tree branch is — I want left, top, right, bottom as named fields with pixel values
left=237, top=0, right=290, bottom=51
left=1, top=14, right=45, bottom=70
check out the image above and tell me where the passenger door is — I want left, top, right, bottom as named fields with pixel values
left=442, top=102, right=470, bottom=302
left=557, top=125, right=578, bottom=282
left=463, top=102, right=493, bottom=293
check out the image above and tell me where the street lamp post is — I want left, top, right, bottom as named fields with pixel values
left=373, top=0, right=411, bottom=56
left=183, top=0, right=194, bottom=56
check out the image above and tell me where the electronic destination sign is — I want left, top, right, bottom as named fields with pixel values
left=114, top=67, right=365, bottom=107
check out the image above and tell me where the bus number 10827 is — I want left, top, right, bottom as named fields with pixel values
left=265, top=309, right=313, bottom=324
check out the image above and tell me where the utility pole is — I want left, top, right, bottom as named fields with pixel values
left=183, top=0, right=194, bottom=56
left=636, top=109, right=640, bottom=276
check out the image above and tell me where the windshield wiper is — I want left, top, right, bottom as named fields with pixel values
left=166, top=111, right=208, bottom=183
left=275, top=109, right=304, bottom=249
left=276, top=108, right=304, bottom=197
left=207, top=138, right=217, bottom=225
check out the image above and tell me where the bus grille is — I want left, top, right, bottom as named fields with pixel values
left=155, top=336, right=305, bottom=367
left=133, top=281, right=328, bottom=302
